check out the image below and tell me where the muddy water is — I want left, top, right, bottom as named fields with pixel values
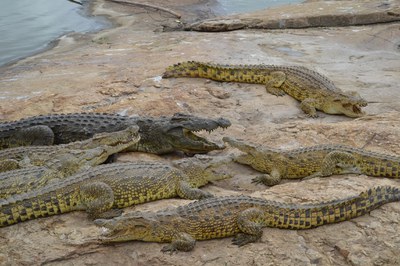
left=0, top=0, right=109, bottom=67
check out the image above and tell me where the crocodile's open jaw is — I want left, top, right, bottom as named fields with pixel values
left=132, top=113, right=231, bottom=154
left=166, top=127, right=226, bottom=154
left=89, top=126, right=141, bottom=148
left=95, top=216, right=155, bottom=243
left=99, top=227, right=138, bottom=243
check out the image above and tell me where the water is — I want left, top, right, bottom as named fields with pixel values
left=217, top=0, right=303, bottom=14
left=0, top=0, right=109, bottom=67
left=0, top=0, right=303, bottom=67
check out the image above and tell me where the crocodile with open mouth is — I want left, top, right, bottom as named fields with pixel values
left=0, top=112, right=231, bottom=154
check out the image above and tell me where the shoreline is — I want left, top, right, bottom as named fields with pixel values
left=3, top=0, right=399, bottom=72
left=0, top=0, right=112, bottom=70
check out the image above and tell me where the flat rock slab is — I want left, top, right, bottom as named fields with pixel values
left=0, top=0, right=400, bottom=265
left=188, top=0, right=400, bottom=31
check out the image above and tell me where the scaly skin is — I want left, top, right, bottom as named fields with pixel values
left=223, top=137, right=400, bottom=186
left=0, top=155, right=232, bottom=227
left=163, top=61, right=367, bottom=117
left=0, top=166, right=61, bottom=198
left=95, top=186, right=400, bottom=252
left=0, top=126, right=140, bottom=173
left=0, top=112, right=231, bottom=154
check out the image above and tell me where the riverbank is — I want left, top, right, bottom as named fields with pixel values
left=0, top=0, right=400, bottom=265
left=0, top=0, right=109, bottom=67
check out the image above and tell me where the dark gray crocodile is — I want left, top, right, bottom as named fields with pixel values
left=0, top=112, right=231, bottom=154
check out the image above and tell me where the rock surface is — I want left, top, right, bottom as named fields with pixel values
left=0, top=0, right=400, bottom=265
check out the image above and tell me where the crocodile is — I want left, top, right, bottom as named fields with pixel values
left=223, top=137, right=400, bottom=186
left=0, top=112, right=231, bottom=154
left=0, top=166, right=60, bottom=198
left=0, top=126, right=140, bottom=173
left=95, top=186, right=400, bottom=252
left=0, top=155, right=232, bottom=226
left=162, top=61, right=367, bottom=117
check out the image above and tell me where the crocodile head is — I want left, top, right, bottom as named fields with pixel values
left=326, top=93, right=368, bottom=118
left=95, top=212, right=171, bottom=243
left=172, top=154, right=233, bottom=184
left=223, top=136, right=278, bottom=173
left=162, top=61, right=201, bottom=78
left=132, top=113, right=231, bottom=155
left=81, top=125, right=141, bottom=150
left=65, top=126, right=141, bottom=168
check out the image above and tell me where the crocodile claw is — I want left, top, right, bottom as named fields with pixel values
left=251, top=175, right=280, bottom=186
left=201, top=191, right=214, bottom=198
left=161, top=244, right=177, bottom=254
left=232, top=233, right=260, bottom=247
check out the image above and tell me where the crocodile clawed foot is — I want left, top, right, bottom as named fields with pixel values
left=251, top=177, right=263, bottom=185
left=232, top=233, right=259, bottom=247
left=161, top=244, right=178, bottom=254
left=251, top=175, right=280, bottom=186
left=305, top=113, right=319, bottom=118
left=267, top=88, right=286, bottom=97
left=276, top=91, right=286, bottom=96
left=198, top=191, right=214, bottom=199
left=203, top=191, right=214, bottom=198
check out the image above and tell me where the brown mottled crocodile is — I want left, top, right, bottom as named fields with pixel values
left=0, top=155, right=232, bottom=227
left=0, top=126, right=140, bottom=173
left=0, top=112, right=231, bottom=154
left=163, top=61, right=367, bottom=117
left=95, top=186, right=400, bottom=252
left=223, top=137, right=400, bottom=186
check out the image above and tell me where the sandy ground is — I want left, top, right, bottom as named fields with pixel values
left=0, top=0, right=400, bottom=265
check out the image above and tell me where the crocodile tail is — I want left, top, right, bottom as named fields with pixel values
left=347, top=186, right=400, bottom=220
left=288, top=186, right=400, bottom=230
left=162, top=61, right=203, bottom=78
left=0, top=188, right=77, bottom=227
left=361, top=186, right=400, bottom=207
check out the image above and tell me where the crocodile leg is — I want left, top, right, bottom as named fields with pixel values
left=176, top=180, right=213, bottom=199
left=264, top=71, right=286, bottom=96
left=306, top=151, right=359, bottom=179
left=300, top=98, right=319, bottom=117
left=13, top=125, right=55, bottom=146
left=161, top=232, right=196, bottom=253
left=251, top=168, right=282, bottom=186
left=320, top=151, right=360, bottom=176
left=232, top=207, right=264, bottom=246
left=79, top=181, right=121, bottom=219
